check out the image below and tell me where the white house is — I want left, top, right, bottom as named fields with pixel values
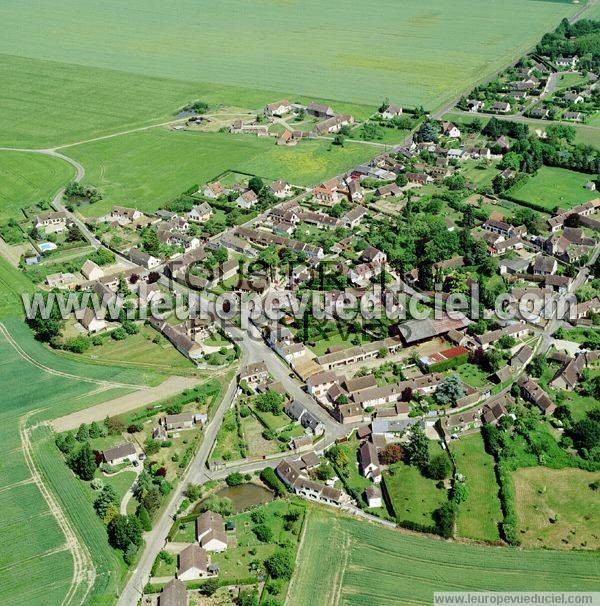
left=269, top=180, right=292, bottom=199
left=188, top=202, right=213, bottom=223
left=264, top=99, right=292, bottom=117
left=79, top=307, right=107, bottom=333
left=101, top=442, right=138, bottom=466
left=236, top=190, right=258, bottom=209
left=81, top=259, right=104, bottom=281
left=196, top=511, right=227, bottom=552
left=177, top=544, right=214, bottom=581
left=364, top=485, right=382, bottom=508
left=203, top=182, right=225, bottom=199
left=381, top=104, right=403, bottom=119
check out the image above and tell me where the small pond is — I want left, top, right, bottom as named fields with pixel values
left=196, top=483, right=274, bottom=514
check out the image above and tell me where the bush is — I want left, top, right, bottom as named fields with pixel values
left=264, top=549, right=294, bottom=579
left=252, top=523, right=274, bottom=543
left=225, top=472, right=245, bottom=486
left=260, top=467, right=286, bottom=497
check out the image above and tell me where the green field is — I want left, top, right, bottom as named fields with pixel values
left=450, top=433, right=503, bottom=542
left=66, top=129, right=376, bottom=216
left=382, top=442, right=448, bottom=528
left=288, top=506, right=600, bottom=606
left=0, top=151, right=74, bottom=220
left=510, top=167, right=598, bottom=211
left=513, top=467, right=600, bottom=550
left=0, top=0, right=578, bottom=149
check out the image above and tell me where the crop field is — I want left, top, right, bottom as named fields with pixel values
left=288, top=506, right=600, bottom=606
left=513, top=467, right=600, bottom=550
left=66, top=129, right=377, bottom=216
left=510, top=167, right=598, bottom=211
left=450, top=433, right=502, bottom=542
left=0, top=151, right=74, bottom=220
left=0, top=0, right=577, bottom=130
left=0, top=313, right=155, bottom=605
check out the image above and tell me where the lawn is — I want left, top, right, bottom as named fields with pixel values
left=66, top=129, right=377, bottom=216
left=513, top=467, right=600, bottom=550
left=382, top=441, right=448, bottom=528
left=0, top=151, right=74, bottom=220
left=240, top=413, right=281, bottom=457
left=210, top=408, right=245, bottom=462
left=450, top=433, right=502, bottom=542
left=0, top=0, right=576, bottom=121
left=288, top=506, right=600, bottom=606
left=455, top=363, right=491, bottom=390
left=509, top=167, right=598, bottom=212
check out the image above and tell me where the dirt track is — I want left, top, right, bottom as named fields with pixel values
left=51, top=375, right=205, bottom=431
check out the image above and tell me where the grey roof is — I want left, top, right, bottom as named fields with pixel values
left=159, top=578, right=187, bottom=606
left=102, top=442, right=136, bottom=462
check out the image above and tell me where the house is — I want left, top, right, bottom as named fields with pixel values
left=359, top=440, right=381, bottom=483
left=269, top=180, right=292, bottom=198
left=188, top=202, right=213, bottom=223
left=33, top=211, right=68, bottom=232
left=177, top=544, right=213, bottom=581
left=313, top=179, right=343, bottom=204
left=163, top=412, right=196, bottom=430
left=236, top=190, right=258, bottom=209
left=79, top=307, right=107, bottom=334
left=306, top=371, right=338, bottom=399
left=532, top=255, right=557, bottom=276
left=153, top=425, right=168, bottom=441
left=491, top=102, right=511, bottom=113
left=158, top=578, right=188, bottom=606
left=381, top=104, right=403, bottom=119
left=284, top=400, right=308, bottom=423
left=101, top=442, right=138, bottom=466
left=530, top=107, right=550, bottom=119
left=544, top=275, right=572, bottom=294
left=375, top=183, right=401, bottom=198
left=473, top=322, right=530, bottom=350
left=364, top=485, right=382, bottom=508
left=239, top=362, right=269, bottom=386
left=311, top=114, right=354, bottom=135
left=441, top=122, right=461, bottom=138
left=264, top=99, right=292, bottom=117
left=276, top=459, right=350, bottom=506
left=346, top=180, right=364, bottom=203
left=556, top=56, right=579, bottom=68
left=440, top=409, right=481, bottom=438
left=342, top=205, right=367, bottom=229
left=361, top=246, right=387, bottom=266
left=511, top=344, right=534, bottom=369
left=574, top=296, right=600, bottom=320
left=128, top=247, right=160, bottom=269
left=467, top=99, right=484, bottom=112
left=203, top=182, right=225, bottom=199
left=518, top=377, right=556, bottom=416
left=46, top=272, right=76, bottom=289
left=335, top=403, right=364, bottom=424
left=300, top=411, right=324, bottom=436
left=81, top=259, right=104, bottom=281
left=482, top=400, right=509, bottom=426
left=406, top=172, right=431, bottom=184
left=585, top=181, right=596, bottom=191
left=563, top=91, right=584, bottom=104
left=306, top=103, right=335, bottom=119
left=550, top=351, right=600, bottom=390
left=149, top=318, right=204, bottom=361
left=110, top=206, right=143, bottom=225
left=196, top=511, right=228, bottom=552
left=482, top=218, right=513, bottom=237
left=563, top=111, right=583, bottom=122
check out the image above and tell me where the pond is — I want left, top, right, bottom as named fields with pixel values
left=196, top=483, right=274, bottom=514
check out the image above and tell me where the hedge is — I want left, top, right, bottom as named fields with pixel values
left=427, top=353, right=469, bottom=373
left=260, top=467, right=286, bottom=497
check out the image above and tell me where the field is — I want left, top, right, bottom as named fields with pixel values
left=288, top=506, right=600, bottom=606
left=0, top=0, right=579, bottom=149
left=450, top=433, right=502, bottom=542
left=66, top=129, right=377, bottom=216
left=0, top=151, right=74, bottom=220
left=509, top=167, right=598, bottom=211
left=513, top=467, right=600, bottom=550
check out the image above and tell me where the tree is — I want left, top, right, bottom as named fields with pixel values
left=528, top=355, right=547, bottom=378
left=105, top=415, right=125, bottom=436
left=137, top=505, right=152, bottom=531
left=239, top=590, right=260, bottom=606
left=433, top=502, right=456, bottom=538
left=395, top=173, right=408, bottom=187
left=226, top=472, right=245, bottom=486
left=68, top=443, right=97, bottom=481
left=499, top=151, right=521, bottom=171
left=255, top=390, right=284, bottom=415
left=332, top=133, right=345, bottom=146
left=427, top=453, right=452, bottom=480
left=253, top=523, right=274, bottom=543
left=93, top=484, right=118, bottom=518
left=315, top=460, right=335, bottom=481
left=403, top=425, right=429, bottom=471
left=264, top=549, right=294, bottom=579
left=326, top=444, right=349, bottom=469
left=248, top=176, right=264, bottom=194
left=107, top=514, right=142, bottom=551
left=141, top=486, right=162, bottom=515
left=185, top=483, right=202, bottom=501
left=89, top=421, right=103, bottom=438
left=569, top=412, right=600, bottom=453
left=379, top=443, right=403, bottom=465
left=435, top=376, right=465, bottom=407
left=414, top=120, right=439, bottom=143
left=75, top=423, right=89, bottom=442
left=484, top=348, right=503, bottom=372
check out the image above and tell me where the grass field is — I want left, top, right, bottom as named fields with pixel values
left=510, top=167, right=598, bottom=211
left=513, top=467, right=600, bottom=550
left=450, top=433, right=502, bottom=542
left=0, top=151, right=74, bottom=220
left=66, top=129, right=377, bottom=216
left=382, top=442, right=448, bottom=528
left=0, top=0, right=578, bottom=149
left=288, top=506, right=600, bottom=606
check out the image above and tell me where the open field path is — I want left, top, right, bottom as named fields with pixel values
left=0, top=321, right=148, bottom=390
left=19, top=411, right=95, bottom=606
left=51, top=374, right=205, bottom=431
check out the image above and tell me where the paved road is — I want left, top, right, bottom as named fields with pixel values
left=116, top=355, right=243, bottom=606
